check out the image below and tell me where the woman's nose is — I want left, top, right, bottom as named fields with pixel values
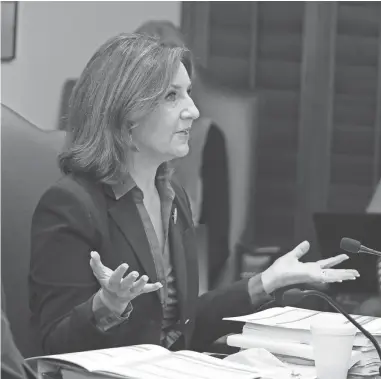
left=189, top=102, right=200, bottom=120
left=181, top=98, right=200, bottom=120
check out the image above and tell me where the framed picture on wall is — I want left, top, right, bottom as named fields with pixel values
left=1, top=1, right=18, bottom=61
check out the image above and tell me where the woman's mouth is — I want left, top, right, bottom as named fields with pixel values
left=176, top=128, right=190, bottom=136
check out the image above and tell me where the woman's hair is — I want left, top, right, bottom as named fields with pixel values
left=59, top=33, right=193, bottom=184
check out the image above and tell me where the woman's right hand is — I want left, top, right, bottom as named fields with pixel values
left=90, top=251, right=162, bottom=314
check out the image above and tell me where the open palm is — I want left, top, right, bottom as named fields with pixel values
left=261, top=241, right=360, bottom=293
left=89, top=251, right=162, bottom=305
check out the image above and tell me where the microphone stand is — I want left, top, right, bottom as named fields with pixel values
left=296, top=289, right=381, bottom=376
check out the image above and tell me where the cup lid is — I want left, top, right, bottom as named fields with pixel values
left=310, top=320, right=357, bottom=335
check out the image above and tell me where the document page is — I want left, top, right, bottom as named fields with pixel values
left=28, top=344, right=168, bottom=373
left=110, top=350, right=261, bottom=379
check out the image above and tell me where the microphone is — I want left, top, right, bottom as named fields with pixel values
left=340, top=238, right=381, bottom=257
left=279, top=288, right=381, bottom=376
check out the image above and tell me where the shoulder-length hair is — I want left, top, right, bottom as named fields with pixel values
left=59, top=33, right=193, bottom=184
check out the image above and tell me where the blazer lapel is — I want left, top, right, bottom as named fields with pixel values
left=107, top=195, right=158, bottom=285
left=169, top=203, right=189, bottom=324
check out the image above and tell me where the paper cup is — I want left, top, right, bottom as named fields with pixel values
left=310, top=321, right=356, bottom=379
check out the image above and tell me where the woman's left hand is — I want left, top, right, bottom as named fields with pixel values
left=260, top=240, right=360, bottom=294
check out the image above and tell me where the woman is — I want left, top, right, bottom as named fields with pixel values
left=29, top=33, right=359, bottom=355
left=135, top=21, right=232, bottom=291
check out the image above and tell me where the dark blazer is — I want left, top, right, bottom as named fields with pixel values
left=29, top=174, right=269, bottom=354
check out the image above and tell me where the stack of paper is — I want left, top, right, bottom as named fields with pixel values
left=224, top=347, right=317, bottom=379
left=27, top=344, right=262, bottom=379
left=226, top=334, right=362, bottom=366
left=350, top=345, right=380, bottom=377
left=224, top=306, right=381, bottom=377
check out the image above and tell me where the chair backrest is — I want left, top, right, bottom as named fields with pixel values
left=1, top=104, right=65, bottom=357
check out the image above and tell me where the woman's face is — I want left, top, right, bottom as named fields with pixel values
left=131, top=62, right=200, bottom=162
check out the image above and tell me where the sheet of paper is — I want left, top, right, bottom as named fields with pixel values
left=112, top=350, right=261, bottom=379
left=227, top=333, right=362, bottom=367
left=30, top=344, right=168, bottom=372
left=224, top=348, right=316, bottom=379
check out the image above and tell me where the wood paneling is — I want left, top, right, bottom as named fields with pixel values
left=257, top=89, right=300, bottom=118
left=331, top=124, right=375, bottom=156
left=209, top=26, right=251, bottom=58
left=252, top=1, right=304, bottom=249
left=209, top=2, right=252, bottom=27
left=256, top=181, right=297, bottom=209
left=257, top=119, right=299, bottom=151
left=331, top=154, right=374, bottom=185
left=256, top=151, right=298, bottom=181
left=255, top=208, right=296, bottom=248
left=257, top=34, right=303, bottom=62
left=328, top=184, right=374, bottom=211
left=337, top=4, right=380, bottom=37
left=335, top=65, right=377, bottom=95
left=336, top=35, right=379, bottom=65
left=333, top=93, right=376, bottom=125
left=208, top=55, right=250, bottom=88
left=182, top=1, right=381, bottom=259
left=328, top=2, right=381, bottom=212
left=294, top=2, right=337, bottom=255
left=256, top=61, right=301, bottom=90
left=257, top=2, right=305, bottom=33
left=374, top=16, right=381, bottom=186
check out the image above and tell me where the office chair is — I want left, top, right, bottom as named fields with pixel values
left=1, top=104, right=65, bottom=357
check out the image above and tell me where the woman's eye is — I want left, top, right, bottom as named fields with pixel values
left=165, top=91, right=177, bottom=101
left=187, top=88, right=192, bottom=96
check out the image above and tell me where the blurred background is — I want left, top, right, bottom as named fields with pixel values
left=2, top=1, right=381, bottom=357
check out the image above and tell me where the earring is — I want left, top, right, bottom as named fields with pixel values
left=128, top=132, right=140, bottom=152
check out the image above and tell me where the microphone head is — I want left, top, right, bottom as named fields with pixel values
left=340, top=238, right=361, bottom=254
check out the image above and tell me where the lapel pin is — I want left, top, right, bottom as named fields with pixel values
left=172, top=207, right=177, bottom=224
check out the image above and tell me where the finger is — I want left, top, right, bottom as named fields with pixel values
left=108, top=263, right=129, bottom=290
left=90, top=250, right=101, bottom=263
left=142, top=282, right=163, bottom=293
left=339, top=269, right=360, bottom=277
left=130, top=275, right=149, bottom=294
left=287, top=241, right=310, bottom=260
left=322, top=269, right=360, bottom=282
left=325, top=268, right=360, bottom=277
left=318, top=254, right=349, bottom=269
left=89, top=251, right=111, bottom=278
left=120, top=271, right=139, bottom=291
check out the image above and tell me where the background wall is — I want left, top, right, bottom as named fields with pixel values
left=1, top=1, right=181, bottom=130
left=195, top=86, right=257, bottom=253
